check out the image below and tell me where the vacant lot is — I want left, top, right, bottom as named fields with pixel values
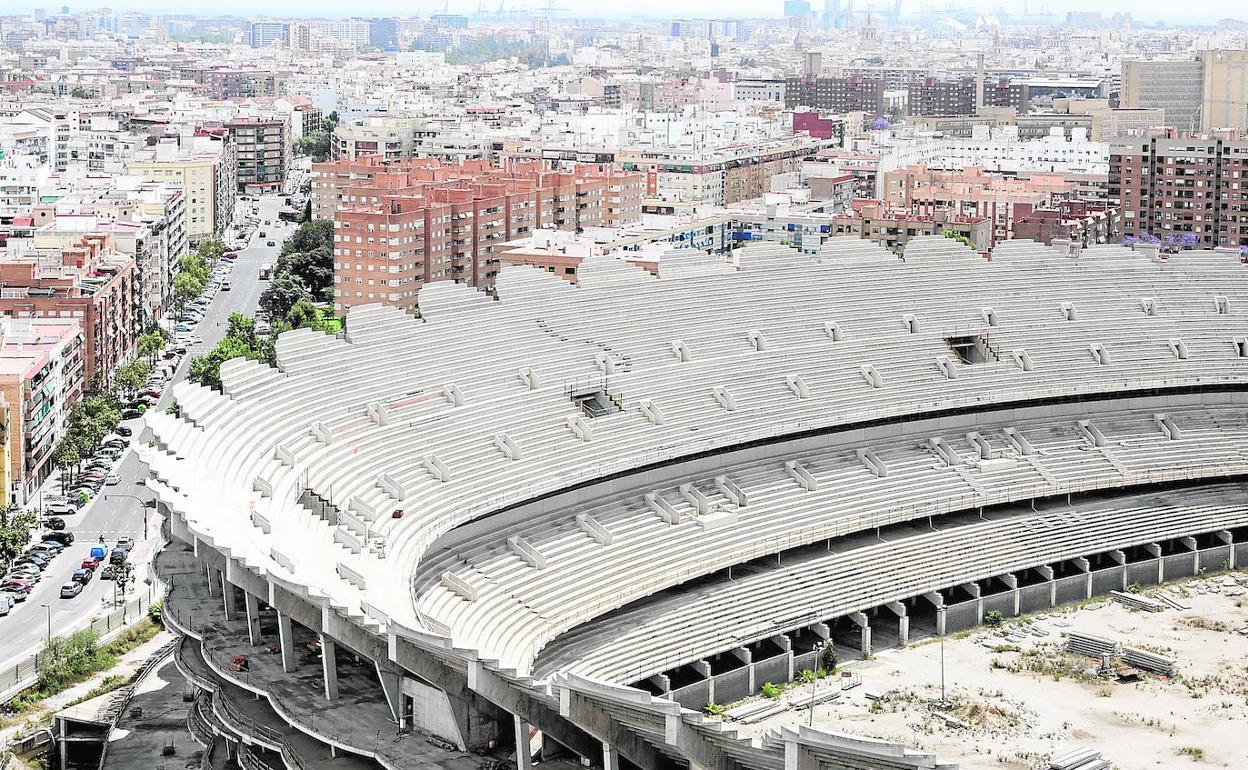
left=742, top=572, right=1248, bottom=769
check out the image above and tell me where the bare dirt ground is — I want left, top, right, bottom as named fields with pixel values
left=737, top=571, right=1248, bottom=769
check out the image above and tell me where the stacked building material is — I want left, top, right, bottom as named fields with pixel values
left=1049, top=746, right=1112, bottom=770
left=1064, top=632, right=1118, bottom=658
left=1109, top=590, right=1166, bottom=612
left=1121, top=646, right=1177, bottom=676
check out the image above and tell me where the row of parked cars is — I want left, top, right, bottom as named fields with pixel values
left=0, top=530, right=78, bottom=612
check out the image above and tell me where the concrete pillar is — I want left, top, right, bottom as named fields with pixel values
left=513, top=715, right=533, bottom=770
left=693, top=660, right=714, bottom=704
left=647, top=673, right=671, bottom=694
left=849, top=612, right=871, bottom=656
left=221, top=575, right=236, bottom=621
left=244, top=591, right=262, bottom=645
left=276, top=612, right=296, bottom=673
left=1217, top=530, right=1235, bottom=569
left=1145, top=543, right=1163, bottom=583
left=1001, top=573, right=1020, bottom=616
left=810, top=622, right=830, bottom=641
left=886, top=601, right=908, bottom=646
left=924, top=592, right=946, bottom=635
left=602, top=742, right=620, bottom=770
left=962, top=582, right=983, bottom=624
left=1074, top=557, right=1092, bottom=599
left=205, top=565, right=219, bottom=597
left=1036, top=565, right=1056, bottom=608
left=731, top=647, right=754, bottom=692
left=321, top=634, right=338, bottom=701
left=772, top=634, right=794, bottom=681
left=1109, top=549, right=1128, bottom=590
left=1180, top=536, right=1199, bottom=575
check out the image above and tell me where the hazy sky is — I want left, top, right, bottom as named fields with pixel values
left=18, top=0, right=1248, bottom=23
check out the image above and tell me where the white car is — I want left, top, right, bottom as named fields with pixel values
left=105, top=473, right=121, bottom=486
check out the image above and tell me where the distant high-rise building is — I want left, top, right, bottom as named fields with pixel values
left=368, top=18, right=398, bottom=51
left=1200, top=49, right=1248, bottom=133
left=783, top=0, right=811, bottom=17
left=1120, top=58, right=1204, bottom=132
left=249, top=21, right=288, bottom=48
left=429, top=14, right=469, bottom=29
left=34, top=8, right=47, bottom=21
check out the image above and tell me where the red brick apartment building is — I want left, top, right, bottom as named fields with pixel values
left=1109, top=131, right=1248, bottom=248
left=327, top=157, right=644, bottom=313
left=0, top=234, right=139, bottom=384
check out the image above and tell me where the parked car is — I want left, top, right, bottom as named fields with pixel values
left=109, top=549, right=127, bottom=564
left=221, top=281, right=231, bottom=291
left=0, top=595, right=14, bottom=615
left=35, top=541, right=65, bottom=554
left=174, top=323, right=193, bottom=333
left=43, top=517, right=66, bottom=531
left=266, top=240, right=276, bottom=247
left=43, top=530, right=73, bottom=544
left=116, top=425, right=133, bottom=437
left=44, top=502, right=77, bottom=516
left=100, top=565, right=115, bottom=580
left=60, top=582, right=83, bottom=599
left=80, top=558, right=100, bottom=571
left=71, top=569, right=92, bottom=585
left=105, top=474, right=121, bottom=486
left=116, top=537, right=134, bottom=552
left=1, top=582, right=32, bottom=599
left=122, top=408, right=142, bottom=420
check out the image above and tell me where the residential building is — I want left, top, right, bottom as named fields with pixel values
left=1109, top=133, right=1248, bottom=248
left=1200, top=50, right=1248, bottom=133
left=224, top=117, right=289, bottom=193
left=784, top=76, right=886, bottom=115
left=0, top=234, right=139, bottom=385
left=0, top=317, right=84, bottom=504
left=1011, top=200, right=1117, bottom=246
left=127, top=130, right=236, bottom=241
left=330, top=159, right=644, bottom=313
left=831, top=199, right=992, bottom=251
left=907, top=78, right=976, bottom=117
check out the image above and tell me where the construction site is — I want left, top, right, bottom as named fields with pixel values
left=734, top=571, right=1248, bottom=770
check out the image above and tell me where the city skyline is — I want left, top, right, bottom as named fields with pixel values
left=12, top=0, right=1248, bottom=23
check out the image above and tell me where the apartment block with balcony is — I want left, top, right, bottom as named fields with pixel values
left=224, top=117, right=289, bottom=194
left=1109, top=134, right=1248, bottom=248
left=0, top=317, right=84, bottom=504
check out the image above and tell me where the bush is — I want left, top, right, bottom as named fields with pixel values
left=985, top=610, right=1005, bottom=627
left=821, top=644, right=838, bottom=672
left=797, top=669, right=816, bottom=685
left=148, top=600, right=164, bottom=627
left=703, top=702, right=725, bottom=716
left=760, top=682, right=780, bottom=700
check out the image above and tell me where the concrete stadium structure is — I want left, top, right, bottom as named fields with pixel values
left=144, top=235, right=1248, bottom=770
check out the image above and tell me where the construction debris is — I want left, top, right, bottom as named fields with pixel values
left=1049, top=746, right=1112, bottom=770
left=1121, top=646, right=1176, bottom=676
left=1064, top=632, right=1117, bottom=658
left=1108, top=590, right=1166, bottom=612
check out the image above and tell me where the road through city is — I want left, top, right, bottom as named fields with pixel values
left=0, top=193, right=296, bottom=670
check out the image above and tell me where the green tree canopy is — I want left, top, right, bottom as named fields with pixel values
left=260, top=274, right=311, bottom=322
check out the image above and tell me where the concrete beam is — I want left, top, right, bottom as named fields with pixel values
left=558, top=689, right=670, bottom=770
left=321, top=634, right=339, bottom=701
left=603, top=742, right=620, bottom=770
left=464, top=660, right=600, bottom=761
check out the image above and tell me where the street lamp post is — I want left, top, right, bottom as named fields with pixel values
left=101, top=493, right=152, bottom=540
left=938, top=606, right=948, bottom=706
left=809, top=640, right=825, bottom=726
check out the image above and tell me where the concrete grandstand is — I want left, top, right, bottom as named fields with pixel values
left=142, top=235, right=1248, bottom=770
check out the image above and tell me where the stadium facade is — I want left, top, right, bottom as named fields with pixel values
left=148, top=235, right=1248, bottom=770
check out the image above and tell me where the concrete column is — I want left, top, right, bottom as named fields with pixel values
left=276, top=612, right=296, bottom=673
left=1145, top=543, right=1164, bottom=583
left=1109, top=549, right=1128, bottom=590
left=731, top=647, right=754, bottom=692
left=321, top=634, right=338, bottom=701
left=1180, top=536, right=1199, bottom=575
left=924, top=592, right=946, bottom=635
left=602, top=742, right=620, bottom=770
left=205, top=565, right=219, bottom=597
left=849, top=612, right=871, bottom=656
left=1036, top=565, right=1056, bottom=608
left=1217, top=531, right=1235, bottom=569
left=1001, top=573, right=1020, bottom=616
left=647, top=673, right=671, bottom=695
left=886, top=601, right=908, bottom=646
left=772, top=634, right=794, bottom=681
left=1074, top=557, right=1092, bottom=599
left=244, top=591, right=262, bottom=645
left=513, top=715, right=533, bottom=770
left=810, top=622, right=830, bottom=641
left=693, top=660, right=714, bottom=704
left=221, top=575, right=236, bottom=621
left=962, top=582, right=983, bottom=624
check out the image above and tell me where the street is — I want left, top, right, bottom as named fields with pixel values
left=0, top=192, right=297, bottom=670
